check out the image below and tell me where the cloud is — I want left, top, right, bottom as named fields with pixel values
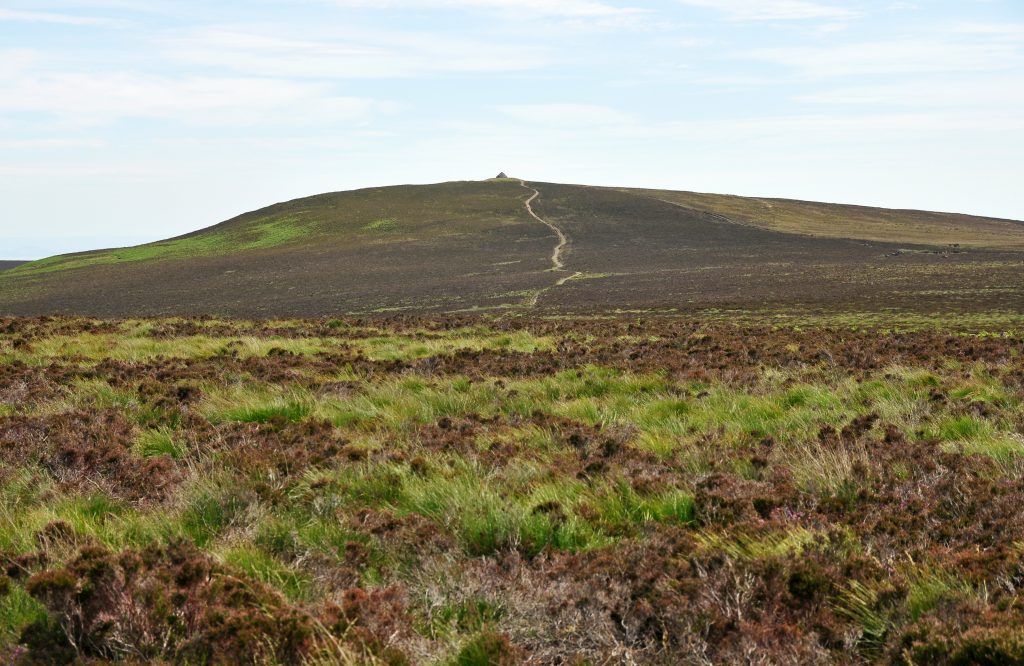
left=0, top=9, right=117, bottom=26
left=798, top=77, right=1024, bottom=107
left=328, top=0, right=644, bottom=18
left=748, top=38, right=1022, bottom=77
left=0, top=138, right=106, bottom=149
left=461, top=105, right=1024, bottom=148
left=949, top=22, right=1024, bottom=38
left=0, top=55, right=395, bottom=127
left=327, top=0, right=662, bottom=33
left=675, top=0, right=857, bottom=21
left=496, top=104, right=632, bottom=125
left=164, top=28, right=548, bottom=78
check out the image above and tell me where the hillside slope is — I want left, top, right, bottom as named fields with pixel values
left=620, top=187, right=1024, bottom=249
left=1, top=179, right=1022, bottom=316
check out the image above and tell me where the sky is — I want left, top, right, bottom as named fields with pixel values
left=1, top=0, right=1022, bottom=259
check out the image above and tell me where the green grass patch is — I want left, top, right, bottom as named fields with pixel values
left=904, top=565, right=974, bottom=621
left=589, top=481, right=695, bottom=532
left=223, top=399, right=311, bottom=424
left=178, top=483, right=253, bottom=548
left=696, top=527, right=821, bottom=560
left=834, top=580, right=892, bottom=654
left=350, top=329, right=552, bottom=361
left=136, top=428, right=184, bottom=459
left=0, top=584, right=48, bottom=642
left=2, top=333, right=330, bottom=365
left=220, top=545, right=311, bottom=601
left=9, top=214, right=313, bottom=276
left=363, top=218, right=398, bottom=231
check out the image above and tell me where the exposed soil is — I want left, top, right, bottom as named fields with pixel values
left=519, top=180, right=569, bottom=271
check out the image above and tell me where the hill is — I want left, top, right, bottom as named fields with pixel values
left=0, top=261, right=26, bottom=272
left=1, top=179, right=1022, bottom=317
left=619, top=187, right=1024, bottom=249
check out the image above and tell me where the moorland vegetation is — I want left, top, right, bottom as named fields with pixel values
left=1, top=314, right=1023, bottom=664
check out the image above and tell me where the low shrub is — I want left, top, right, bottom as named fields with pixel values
left=21, top=542, right=331, bottom=664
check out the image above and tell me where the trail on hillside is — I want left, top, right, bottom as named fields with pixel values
left=519, top=181, right=581, bottom=306
left=521, top=181, right=571, bottom=271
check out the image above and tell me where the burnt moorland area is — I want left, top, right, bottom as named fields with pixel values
left=0, top=179, right=1022, bottom=317
left=1, top=315, right=1024, bottom=664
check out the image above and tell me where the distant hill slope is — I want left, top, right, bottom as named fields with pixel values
left=1, top=180, right=1021, bottom=317
left=0, top=262, right=26, bottom=273
left=619, top=187, right=1024, bottom=249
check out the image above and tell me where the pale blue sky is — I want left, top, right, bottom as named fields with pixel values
left=1, top=0, right=1022, bottom=259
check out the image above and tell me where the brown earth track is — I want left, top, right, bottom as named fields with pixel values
left=0, top=181, right=1021, bottom=317
left=518, top=181, right=583, bottom=307
left=519, top=181, right=569, bottom=272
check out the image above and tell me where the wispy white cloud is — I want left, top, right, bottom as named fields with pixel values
left=798, top=77, right=1024, bottom=107
left=0, top=54, right=395, bottom=127
left=328, top=0, right=644, bottom=18
left=164, top=27, right=548, bottom=78
left=675, top=0, right=857, bottom=21
left=0, top=48, right=40, bottom=76
left=948, top=21, right=1024, bottom=38
left=0, top=138, right=106, bottom=149
left=0, top=8, right=117, bottom=26
left=330, top=0, right=663, bottom=33
left=748, top=38, right=1022, bottom=77
left=497, top=104, right=631, bottom=125
left=459, top=105, right=1024, bottom=148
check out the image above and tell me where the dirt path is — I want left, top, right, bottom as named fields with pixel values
left=521, top=181, right=570, bottom=271
left=519, top=181, right=582, bottom=306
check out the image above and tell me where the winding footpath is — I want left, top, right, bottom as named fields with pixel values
left=519, top=181, right=582, bottom=306
left=520, top=181, right=570, bottom=271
